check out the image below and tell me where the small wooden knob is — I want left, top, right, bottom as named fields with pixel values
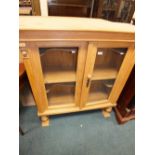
left=22, top=51, right=27, bottom=57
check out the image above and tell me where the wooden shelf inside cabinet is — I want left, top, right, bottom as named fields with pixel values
left=87, top=80, right=111, bottom=103
left=88, top=91, right=108, bottom=103
left=19, top=7, right=32, bottom=15
left=43, top=69, right=76, bottom=84
left=92, top=68, right=117, bottom=81
left=48, top=92, right=75, bottom=106
left=46, top=83, right=75, bottom=106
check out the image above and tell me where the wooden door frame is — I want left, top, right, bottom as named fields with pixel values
left=21, top=41, right=87, bottom=113
left=80, top=41, right=134, bottom=109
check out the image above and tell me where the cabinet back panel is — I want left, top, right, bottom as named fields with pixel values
left=45, top=82, right=75, bottom=106
left=40, top=48, right=78, bottom=71
left=93, top=48, right=127, bottom=77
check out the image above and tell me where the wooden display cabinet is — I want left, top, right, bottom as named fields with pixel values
left=19, top=16, right=135, bottom=126
left=95, top=0, right=135, bottom=23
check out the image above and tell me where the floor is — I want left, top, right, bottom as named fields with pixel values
left=19, top=107, right=135, bottom=155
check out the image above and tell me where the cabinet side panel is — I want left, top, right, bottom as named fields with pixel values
left=109, top=45, right=135, bottom=104
left=21, top=46, right=48, bottom=113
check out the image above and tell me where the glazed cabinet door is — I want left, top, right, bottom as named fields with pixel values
left=21, top=41, right=87, bottom=113
left=80, top=42, right=135, bottom=109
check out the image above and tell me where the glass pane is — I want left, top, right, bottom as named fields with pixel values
left=39, top=47, right=78, bottom=84
left=45, top=82, right=75, bottom=106
left=87, top=48, right=127, bottom=103
left=88, top=80, right=114, bottom=102
left=39, top=47, right=78, bottom=106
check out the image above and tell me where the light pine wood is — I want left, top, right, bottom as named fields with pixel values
left=35, top=41, right=87, bottom=109
left=38, top=101, right=115, bottom=116
left=39, top=0, right=48, bottom=16
left=43, top=69, right=76, bottom=84
left=20, top=44, right=48, bottom=113
left=74, top=44, right=88, bottom=107
left=92, top=41, right=132, bottom=48
left=20, top=31, right=134, bottom=42
left=92, top=68, right=117, bottom=80
left=19, top=17, right=135, bottom=126
left=41, top=116, right=49, bottom=127
left=19, top=7, right=32, bottom=15
left=19, top=17, right=134, bottom=42
left=108, top=46, right=135, bottom=104
left=80, top=41, right=133, bottom=110
left=31, top=0, right=41, bottom=15
left=105, top=107, right=112, bottom=113
left=80, top=43, right=97, bottom=108
left=19, top=16, right=134, bottom=33
left=102, top=110, right=111, bottom=118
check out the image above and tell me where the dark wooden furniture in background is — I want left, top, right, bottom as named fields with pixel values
left=19, top=63, right=26, bottom=135
left=48, top=0, right=95, bottom=17
left=94, top=0, right=135, bottom=23
left=19, top=0, right=41, bottom=16
left=19, top=0, right=134, bottom=22
left=114, top=66, right=135, bottom=124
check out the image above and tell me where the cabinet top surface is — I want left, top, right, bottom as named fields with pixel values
left=19, top=16, right=135, bottom=33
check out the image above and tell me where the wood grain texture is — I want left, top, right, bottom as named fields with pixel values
left=43, top=70, right=76, bottom=84
left=75, top=44, right=87, bottom=107
left=92, top=68, right=117, bottom=80
left=20, top=17, right=135, bottom=122
left=20, top=44, right=48, bottom=113
left=19, top=16, right=134, bottom=32
left=109, top=46, right=135, bottom=104
left=31, top=0, right=41, bottom=15
left=27, top=41, right=86, bottom=109
left=102, top=110, right=111, bottom=118
left=39, top=0, right=48, bottom=16
left=20, top=30, right=134, bottom=42
left=38, top=101, right=115, bottom=116
left=80, top=43, right=97, bottom=108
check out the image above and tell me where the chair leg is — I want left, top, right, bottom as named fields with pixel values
left=19, top=126, right=24, bottom=135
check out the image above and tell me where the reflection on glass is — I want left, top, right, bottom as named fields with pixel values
left=87, top=48, right=127, bottom=103
left=39, top=47, right=78, bottom=84
left=45, top=82, right=75, bottom=106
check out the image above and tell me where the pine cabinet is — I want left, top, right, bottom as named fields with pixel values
left=19, top=16, right=135, bottom=126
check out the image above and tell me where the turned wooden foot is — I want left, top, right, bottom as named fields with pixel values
left=102, top=107, right=112, bottom=118
left=105, top=107, right=112, bottom=113
left=41, top=116, right=49, bottom=127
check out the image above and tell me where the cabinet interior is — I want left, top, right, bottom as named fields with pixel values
left=87, top=80, right=115, bottom=103
left=39, top=47, right=78, bottom=84
left=45, top=82, right=75, bottom=106
left=39, top=47, right=128, bottom=107
left=92, top=48, right=127, bottom=81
